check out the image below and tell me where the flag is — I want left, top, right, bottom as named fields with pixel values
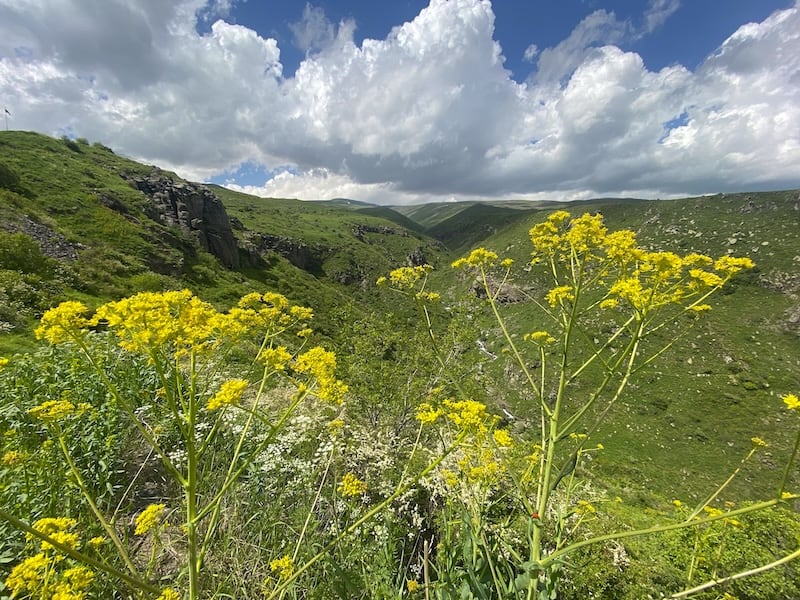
left=3, top=107, right=8, bottom=116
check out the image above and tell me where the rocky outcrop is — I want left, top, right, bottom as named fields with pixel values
left=351, top=224, right=407, bottom=241
left=244, top=232, right=330, bottom=275
left=125, top=172, right=240, bottom=268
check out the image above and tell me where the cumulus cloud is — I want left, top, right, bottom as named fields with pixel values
left=0, top=0, right=798, bottom=203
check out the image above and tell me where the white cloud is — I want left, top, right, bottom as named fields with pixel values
left=523, top=43, right=539, bottom=63
left=0, top=0, right=798, bottom=204
left=642, top=0, right=680, bottom=34
left=289, top=3, right=348, bottom=53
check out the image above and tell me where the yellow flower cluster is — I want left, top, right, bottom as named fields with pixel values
left=452, top=247, right=499, bottom=269
left=443, top=399, right=490, bottom=433
left=524, top=331, right=557, bottom=345
left=526, top=211, right=754, bottom=317
left=493, top=429, right=514, bottom=448
left=37, top=290, right=315, bottom=358
left=35, top=301, right=89, bottom=344
left=258, top=345, right=293, bottom=371
left=460, top=450, right=502, bottom=483
left=378, top=265, right=433, bottom=289
left=7, top=518, right=95, bottom=600
left=134, top=503, right=166, bottom=536
left=28, top=400, right=76, bottom=423
left=545, top=285, right=575, bottom=308
left=338, top=472, right=368, bottom=497
left=156, top=589, right=182, bottom=600
left=293, top=346, right=348, bottom=404
left=0, top=356, right=8, bottom=370
left=416, top=402, right=444, bottom=424
left=2, top=449, right=26, bottom=466
left=269, top=555, right=295, bottom=579
left=206, top=379, right=249, bottom=411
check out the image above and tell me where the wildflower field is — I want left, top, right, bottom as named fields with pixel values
left=2, top=209, right=799, bottom=600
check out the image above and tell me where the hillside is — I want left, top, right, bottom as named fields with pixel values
left=0, top=131, right=444, bottom=349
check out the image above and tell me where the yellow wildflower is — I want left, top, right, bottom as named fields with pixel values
left=87, top=536, right=106, bottom=549
left=575, top=500, right=596, bottom=515
left=783, top=393, right=800, bottom=411
left=525, top=331, right=556, bottom=345
left=545, top=285, right=575, bottom=307
left=565, top=213, right=607, bottom=254
left=258, top=346, right=292, bottom=370
left=689, top=269, right=724, bottom=287
left=294, top=346, right=336, bottom=380
left=751, top=437, right=768, bottom=447
left=134, top=503, right=165, bottom=535
left=673, top=499, right=683, bottom=508
left=35, top=301, right=89, bottom=344
left=407, top=579, right=420, bottom=592
left=156, top=588, right=182, bottom=600
left=463, top=247, right=499, bottom=267
left=387, top=265, right=432, bottom=289
left=714, top=256, right=755, bottom=276
left=206, top=379, right=249, bottom=411
left=0, top=357, right=8, bottom=370
left=415, top=291, right=441, bottom=303
left=2, top=450, right=25, bottom=466
left=5, top=552, right=49, bottom=595
left=416, top=402, right=443, bottom=424
left=443, top=399, right=489, bottom=433
left=689, top=304, right=712, bottom=313
left=493, top=429, right=514, bottom=447
left=270, top=555, right=295, bottom=579
left=599, top=298, right=618, bottom=309
left=338, top=473, right=367, bottom=497
left=28, top=400, right=76, bottom=423
left=62, top=566, right=94, bottom=590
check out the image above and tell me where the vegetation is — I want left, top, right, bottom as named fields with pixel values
left=0, top=131, right=799, bottom=598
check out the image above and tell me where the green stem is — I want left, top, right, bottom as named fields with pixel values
left=541, top=498, right=780, bottom=568
left=778, top=424, right=800, bottom=497
left=671, top=544, right=800, bottom=599
left=55, top=433, right=140, bottom=579
left=686, top=447, right=757, bottom=521
left=73, top=334, right=185, bottom=487
left=480, top=266, right=543, bottom=408
left=185, top=351, right=200, bottom=600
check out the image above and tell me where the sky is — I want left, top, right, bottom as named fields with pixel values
left=1, top=1, right=798, bottom=205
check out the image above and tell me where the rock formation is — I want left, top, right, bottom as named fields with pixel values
left=125, top=172, right=240, bottom=268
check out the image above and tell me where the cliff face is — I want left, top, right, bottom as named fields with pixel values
left=127, top=173, right=240, bottom=268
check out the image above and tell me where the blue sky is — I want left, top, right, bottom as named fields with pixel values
left=213, top=1, right=789, bottom=78
left=1, top=0, right=798, bottom=203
